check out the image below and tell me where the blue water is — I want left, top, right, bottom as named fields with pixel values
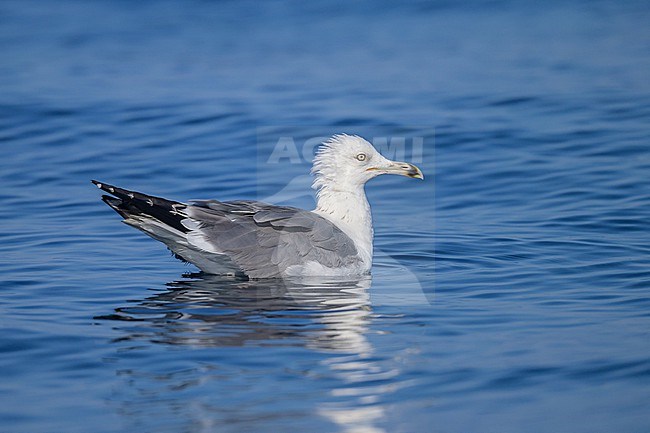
left=1, top=1, right=650, bottom=432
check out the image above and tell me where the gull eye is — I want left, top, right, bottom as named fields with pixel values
left=356, top=153, right=367, bottom=161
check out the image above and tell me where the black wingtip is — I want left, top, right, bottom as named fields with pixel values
left=92, top=180, right=189, bottom=233
left=91, top=180, right=123, bottom=197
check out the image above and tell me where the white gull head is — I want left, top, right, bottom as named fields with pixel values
left=311, top=134, right=423, bottom=273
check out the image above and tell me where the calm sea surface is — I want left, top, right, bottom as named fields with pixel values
left=1, top=1, right=649, bottom=432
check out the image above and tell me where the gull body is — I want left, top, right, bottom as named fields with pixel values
left=94, top=134, right=423, bottom=278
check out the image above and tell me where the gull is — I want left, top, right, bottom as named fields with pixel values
left=93, top=134, right=423, bottom=278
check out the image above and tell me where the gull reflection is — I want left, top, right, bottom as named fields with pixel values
left=100, top=274, right=395, bottom=433
left=101, top=274, right=373, bottom=353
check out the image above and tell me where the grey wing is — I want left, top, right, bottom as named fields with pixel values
left=184, top=200, right=360, bottom=278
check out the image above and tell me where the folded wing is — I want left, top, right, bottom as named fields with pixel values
left=186, top=200, right=360, bottom=278
left=93, top=181, right=360, bottom=278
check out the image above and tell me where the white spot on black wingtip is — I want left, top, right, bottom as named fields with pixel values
left=127, top=193, right=134, bottom=199
left=170, top=204, right=185, bottom=215
left=146, top=199, right=154, bottom=206
left=95, top=183, right=103, bottom=189
left=108, top=187, right=115, bottom=193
